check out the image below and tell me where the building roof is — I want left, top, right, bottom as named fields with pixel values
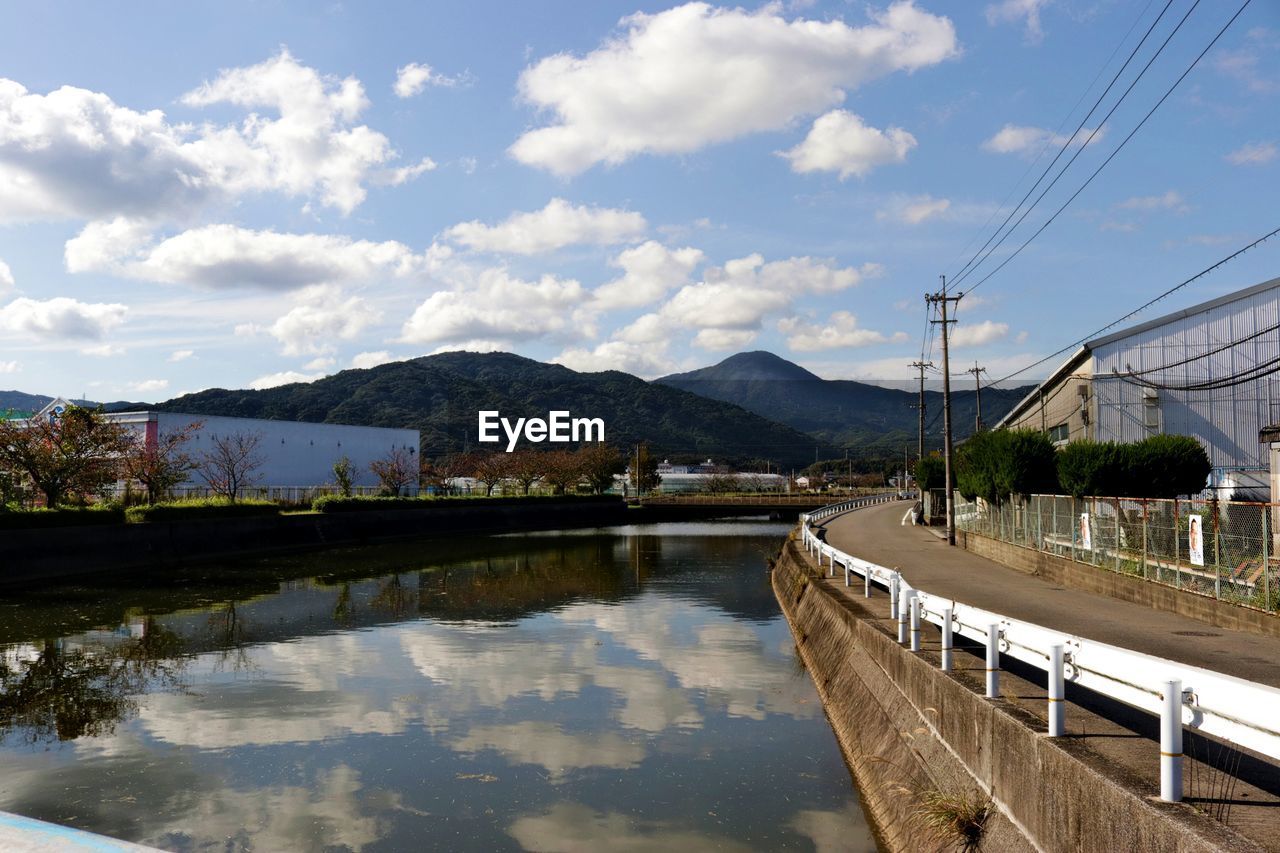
left=993, top=276, right=1280, bottom=430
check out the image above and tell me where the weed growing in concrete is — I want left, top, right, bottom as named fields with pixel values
left=914, top=788, right=992, bottom=852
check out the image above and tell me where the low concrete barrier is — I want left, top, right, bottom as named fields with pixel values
left=0, top=810, right=159, bottom=851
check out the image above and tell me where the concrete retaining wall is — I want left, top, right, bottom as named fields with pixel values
left=771, top=539, right=1260, bottom=853
left=959, top=530, right=1280, bottom=639
left=1, top=499, right=629, bottom=584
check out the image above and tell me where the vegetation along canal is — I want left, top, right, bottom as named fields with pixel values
left=0, top=519, right=877, bottom=851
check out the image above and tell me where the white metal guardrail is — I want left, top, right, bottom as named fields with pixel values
left=800, top=500, right=1280, bottom=803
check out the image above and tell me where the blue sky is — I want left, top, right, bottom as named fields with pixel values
left=0, top=0, right=1276, bottom=401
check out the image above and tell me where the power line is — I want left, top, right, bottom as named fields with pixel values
left=961, top=0, right=1253, bottom=299
left=948, top=0, right=1179, bottom=287
left=992, top=223, right=1280, bottom=385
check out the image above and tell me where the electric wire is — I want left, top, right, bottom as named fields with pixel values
left=960, top=0, right=1253, bottom=299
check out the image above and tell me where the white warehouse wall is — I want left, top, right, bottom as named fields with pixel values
left=110, top=411, right=419, bottom=488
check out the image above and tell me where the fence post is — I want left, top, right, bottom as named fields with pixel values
left=910, top=596, right=922, bottom=651
left=1114, top=498, right=1121, bottom=574
left=1174, top=499, right=1181, bottom=589
left=1264, top=505, right=1272, bottom=612
left=1161, top=680, right=1184, bottom=802
left=986, top=624, right=1000, bottom=699
left=1048, top=644, right=1065, bottom=736
left=844, top=560, right=850, bottom=587
left=941, top=608, right=953, bottom=671
left=1052, top=496, right=1058, bottom=557
left=898, top=593, right=909, bottom=644
left=1070, top=498, right=1077, bottom=563
left=1142, top=500, right=1149, bottom=581
left=1212, top=498, right=1221, bottom=599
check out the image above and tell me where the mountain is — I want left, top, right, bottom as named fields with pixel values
left=151, top=351, right=827, bottom=468
left=656, top=351, right=1034, bottom=458
left=0, top=391, right=144, bottom=417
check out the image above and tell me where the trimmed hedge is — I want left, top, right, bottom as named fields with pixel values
left=312, top=494, right=621, bottom=513
left=125, top=497, right=281, bottom=524
left=1057, top=435, right=1210, bottom=498
left=914, top=455, right=947, bottom=491
left=956, top=429, right=1058, bottom=504
left=0, top=506, right=126, bottom=529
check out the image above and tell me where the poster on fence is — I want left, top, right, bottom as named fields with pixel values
left=1188, top=514, right=1205, bottom=566
left=1079, top=513, right=1092, bottom=551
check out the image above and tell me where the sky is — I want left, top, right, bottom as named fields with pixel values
left=0, top=0, right=1277, bottom=402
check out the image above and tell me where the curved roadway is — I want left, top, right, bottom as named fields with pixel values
left=821, top=500, right=1280, bottom=688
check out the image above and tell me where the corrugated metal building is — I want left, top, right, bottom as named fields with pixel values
left=995, top=276, right=1280, bottom=500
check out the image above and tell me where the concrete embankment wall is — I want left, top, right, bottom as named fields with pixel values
left=771, top=537, right=1258, bottom=853
left=1, top=499, right=630, bottom=583
left=958, top=530, right=1280, bottom=639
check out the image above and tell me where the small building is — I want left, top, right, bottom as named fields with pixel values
left=995, top=276, right=1280, bottom=500
left=31, top=398, right=419, bottom=490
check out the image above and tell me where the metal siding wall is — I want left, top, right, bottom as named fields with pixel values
left=1091, top=286, right=1280, bottom=480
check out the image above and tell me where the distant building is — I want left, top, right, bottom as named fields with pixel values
left=29, top=398, right=419, bottom=490
left=995, top=276, right=1280, bottom=500
left=656, top=458, right=728, bottom=475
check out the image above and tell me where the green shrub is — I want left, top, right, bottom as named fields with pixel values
left=956, top=429, right=1057, bottom=504
left=125, top=497, right=280, bottom=523
left=1055, top=435, right=1210, bottom=498
left=0, top=505, right=126, bottom=529
left=914, top=455, right=947, bottom=491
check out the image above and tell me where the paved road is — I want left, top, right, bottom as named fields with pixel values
left=821, top=501, right=1280, bottom=688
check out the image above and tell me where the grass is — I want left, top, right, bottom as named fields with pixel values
left=124, top=497, right=281, bottom=523
left=914, top=788, right=992, bottom=852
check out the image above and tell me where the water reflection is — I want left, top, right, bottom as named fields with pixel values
left=0, top=521, right=877, bottom=852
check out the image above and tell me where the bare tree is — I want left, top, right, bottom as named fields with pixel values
left=506, top=449, right=545, bottom=495
left=431, top=452, right=479, bottom=495
left=370, top=447, right=416, bottom=496
left=121, top=421, right=203, bottom=504
left=699, top=473, right=741, bottom=494
left=0, top=405, right=131, bottom=507
left=540, top=449, right=585, bottom=495
left=197, top=431, right=264, bottom=503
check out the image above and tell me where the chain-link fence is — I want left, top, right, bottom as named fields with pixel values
left=955, top=494, right=1279, bottom=613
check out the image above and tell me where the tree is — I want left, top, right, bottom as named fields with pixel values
left=506, top=449, right=545, bottom=495
left=629, top=444, right=661, bottom=495
left=541, top=449, right=585, bottom=495
left=914, top=455, right=947, bottom=492
left=578, top=444, right=623, bottom=494
left=121, top=421, right=202, bottom=504
left=955, top=429, right=1057, bottom=504
left=0, top=405, right=131, bottom=508
left=370, top=447, right=416, bottom=496
left=197, top=431, right=264, bottom=503
left=332, top=456, right=355, bottom=497
left=473, top=451, right=510, bottom=496
left=432, top=452, right=479, bottom=495
left=699, top=472, right=741, bottom=494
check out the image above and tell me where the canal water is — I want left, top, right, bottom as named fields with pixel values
left=0, top=520, right=878, bottom=851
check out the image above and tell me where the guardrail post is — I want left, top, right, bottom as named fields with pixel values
left=910, top=596, right=922, bottom=651
left=889, top=573, right=900, bottom=620
left=1161, top=680, right=1183, bottom=802
left=1048, top=644, right=1064, bottom=736
left=843, top=561, right=850, bottom=587
left=941, top=608, right=953, bottom=671
left=864, top=567, right=871, bottom=598
left=986, top=624, right=1000, bottom=699
left=898, top=593, right=909, bottom=644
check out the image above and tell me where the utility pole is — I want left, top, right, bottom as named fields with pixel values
left=909, top=360, right=932, bottom=500
left=927, top=278, right=962, bottom=547
left=967, top=361, right=988, bottom=432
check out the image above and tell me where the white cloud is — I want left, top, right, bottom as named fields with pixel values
left=0, top=297, right=126, bottom=341
left=452, top=722, right=645, bottom=781
left=982, top=123, right=1103, bottom=157
left=510, top=1, right=958, bottom=175
left=444, top=198, right=646, bottom=255
left=779, top=311, right=908, bottom=351
left=692, top=328, right=758, bottom=350
left=0, top=50, right=413, bottom=224
left=950, top=319, right=1008, bottom=347
left=248, top=369, right=325, bottom=390
left=351, top=350, right=395, bottom=369
left=509, top=803, right=753, bottom=853
left=70, top=223, right=428, bottom=291
left=876, top=193, right=950, bottom=224
left=614, top=313, right=666, bottom=345
left=1116, top=190, right=1189, bottom=213
left=779, top=110, right=916, bottom=179
left=553, top=340, right=677, bottom=378
left=303, top=356, right=336, bottom=371
left=393, top=62, right=467, bottom=98
left=372, top=156, right=438, bottom=186
left=1225, top=141, right=1277, bottom=166
left=0, top=258, right=12, bottom=293
left=80, top=343, right=125, bottom=357
left=401, top=267, right=587, bottom=346
left=0, top=360, right=18, bottom=373
left=168, top=349, right=195, bottom=362
left=592, top=241, right=704, bottom=310
left=129, top=378, right=169, bottom=394
left=1214, top=36, right=1279, bottom=95
left=269, top=285, right=380, bottom=357
left=985, top=0, right=1050, bottom=44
